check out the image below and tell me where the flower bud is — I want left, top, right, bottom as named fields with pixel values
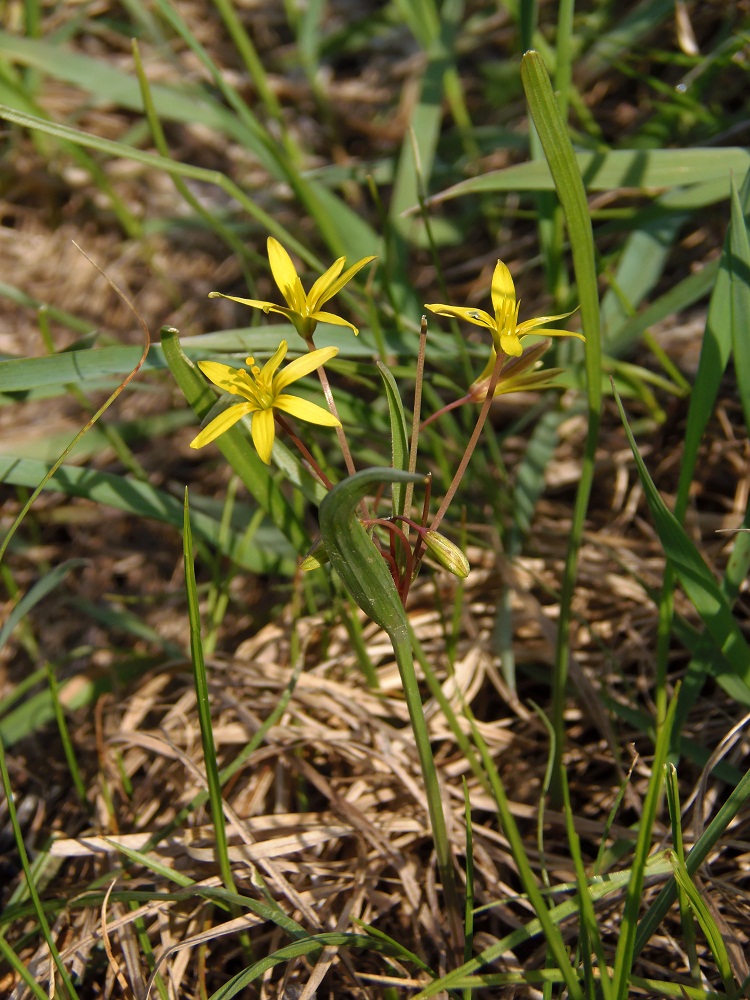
left=299, top=537, right=329, bottom=571
left=423, top=531, right=470, bottom=579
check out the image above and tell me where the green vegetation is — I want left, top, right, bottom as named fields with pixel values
left=1, top=1, right=750, bottom=996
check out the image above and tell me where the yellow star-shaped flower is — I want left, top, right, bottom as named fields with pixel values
left=425, top=259, right=583, bottom=358
left=209, top=237, right=376, bottom=341
left=190, top=341, right=341, bottom=464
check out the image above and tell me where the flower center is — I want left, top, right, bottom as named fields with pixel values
left=246, top=358, right=275, bottom=408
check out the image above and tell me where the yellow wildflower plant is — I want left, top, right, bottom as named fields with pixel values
left=209, top=237, right=376, bottom=341
left=425, top=258, right=583, bottom=358
left=190, top=340, right=341, bottom=464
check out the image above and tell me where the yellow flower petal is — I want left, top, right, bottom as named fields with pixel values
left=197, top=360, right=245, bottom=392
left=499, top=331, right=523, bottom=357
left=267, top=237, right=304, bottom=312
left=189, top=402, right=255, bottom=448
left=424, top=304, right=496, bottom=330
left=307, top=257, right=346, bottom=313
left=274, top=394, right=342, bottom=426
left=208, top=291, right=278, bottom=313
left=210, top=239, right=375, bottom=342
left=260, top=341, right=288, bottom=382
left=313, top=255, right=377, bottom=308
left=250, top=407, right=276, bottom=464
left=273, top=346, right=339, bottom=392
left=311, top=311, right=360, bottom=335
left=490, top=259, right=516, bottom=318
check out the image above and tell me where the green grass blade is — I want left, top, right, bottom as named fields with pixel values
left=208, top=931, right=417, bottom=999
left=611, top=688, right=679, bottom=1000
left=0, top=103, right=315, bottom=262
left=728, top=172, right=750, bottom=431
left=130, top=39, right=254, bottom=281
left=375, top=360, right=410, bottom=517
left=0, top=936, right=51, bottom=1000
left=664, top=763, right=700, bottom=982
left=561, top=768, right=612, bottom=1000
left=182, top=489, right=237, bottom=903
left=668, top=853, right=736, bottom=994
left=44, top=661, right=88, bottom=806
left=0, top=559, right=86, bottom=654
left=0, top=30, right=268, bottom=153
left=0, top=738, right=80, bottom=999
left=614, top=387, right=750, bottom=697
left=463, top=724, right=585, bottom=1000
left=521, top=50, right=602, bottom=802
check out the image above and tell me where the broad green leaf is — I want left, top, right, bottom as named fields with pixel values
left=600, top=214, right=686, bottom=340
left=318, top=467, right=423, bottom=632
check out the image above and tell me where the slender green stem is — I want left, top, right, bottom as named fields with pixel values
left=388, top=621, right=463, bottom=953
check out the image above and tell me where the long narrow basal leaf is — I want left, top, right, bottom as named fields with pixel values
left=675, top=169, right=750, bottom=522
left=161, top=326, right=309, bottom=556
left=614, top=387, right=750, bottom=696
left=698, top=173, right=750, bottom=621
left=0, top=455, right=294, bottom=575
left=0, top=103, right=312, bottom=263
left=183, top=489, right=236, bottom=900
left=425, top=148, right=750, bottom=204
left=664, top=170, right=750, bottom=742
left=389, top=0, right=462, bottom=228
left=600, top=213, right=686, bottom=340
left=0, top=323, right=387, bottom=395
left=375, top=362, right=410, bottom=518
left=729, top=172, right=750, bottom=455
left=521, top=50, right=602, bottom=800
left=611, top=688, right=678, bottom=1000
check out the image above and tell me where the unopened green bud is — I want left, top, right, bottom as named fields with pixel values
left=423, top=531, right=470, bottom=579
left=300, top=537, right=329, bottom=571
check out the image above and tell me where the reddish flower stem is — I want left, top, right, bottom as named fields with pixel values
left=429, top=348, right=505, bottom=534
left=274, top=414, right=334, bottom=490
